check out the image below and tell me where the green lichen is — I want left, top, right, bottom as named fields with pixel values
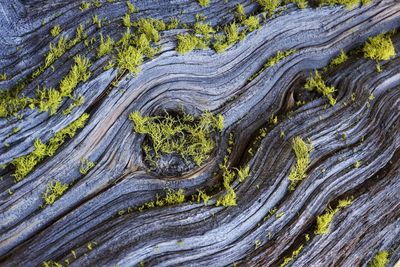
left=92, top=15, right=101, bottom=28
left=0, top=73, right=7, bottom=81
left=12, top=113, right=90, bottom=182
left=369, top=251, right=389, bottom=267
left=43, top=260, right=63, bottom=267
left=42, top=180, right=69, bottom=206
left=288, top=137, right=312, bottom=190
left=305, top=70, right=336, bottom=106
left=129, top=111, right=223, bottom=167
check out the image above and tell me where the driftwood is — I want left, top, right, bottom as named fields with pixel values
left=0, top=0, right=399, bottom=266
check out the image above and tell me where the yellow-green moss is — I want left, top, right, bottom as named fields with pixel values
left=80, top=1, right=91, bottom=11
left=12, top=113, right=90, bottom=182
left=117, top=45, right=143, bottom=74
left=97, top=34, right=114, bottom=58
left=197, top=0, right=210, bottom=7
left=242, top=16, right=260, bottom=32
left=129, top=111, right=223, bottom=167
left=50, top=25, right=62, bottom=37
left=249, top=49, right=296, bottom=81
left=305, top=70, right=336, bottom=106
left=280, top=244, right=304, bottom=267
left=80, top=158, right=95, bottom=174
left=369, top=251, right=389, bottom=267
left=329, top=49, right=348, bottom=67
left=237, top=165, right=250, bottom=182
left=318, top=0, right=370, bottom=9
left=126, top=1, right=137, bottom=13
left=363, top=33, right=396, bottom=61
left=288, top=137, right=312, bottom=190
left=257, top=0, right=280, bottom=16
left=315, top=197, right=352, bottom=235
left=42, top=180, right=69, bottom=206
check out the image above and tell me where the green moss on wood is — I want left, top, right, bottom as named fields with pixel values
left=363, top=33, right=396, bottom=61
left=329, top=49, right=348, bottom=67
left=369, top=251, right=389, bottom=267
left=42, top=180, right=69, bottom=206
left=129, top=111, right=223, bottom=167
left=305, top=70, right=336, bottom=106
left=315, top=197, right=352, bottom=235
left=50, top=25, right=62, bottom=37
left=12, top=113, right=90, bottom=182
left=288, top=137, right=312, bottom=190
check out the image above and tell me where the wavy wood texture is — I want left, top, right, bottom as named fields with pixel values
left=0, top=0, right=399, bottom=266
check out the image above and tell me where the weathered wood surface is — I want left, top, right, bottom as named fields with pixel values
left=0, top=0, right=399, bottom=266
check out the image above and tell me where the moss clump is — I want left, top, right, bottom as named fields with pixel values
left=236, top=4, right=246, bottom=20
left=237, top=165, right=250, bottom=182
left=133, top=18, right=165, bottom=43
left=363, top=33, right=396, bottom=61
left=280, top=244, right=304, bottom=267
left=288, top=137, right=312, bottom=190
left=80, top=158, right=95, bottom=174
left=257, top=0, right=281, bottom=16
left=139, top=188, right=186, bottom=210
left=216, top=158, right=237, bottom=207
left=242, top=16, right=260, bottom=32
left=60, top=55, right=91, bottom=96
left=213, top=22, right=243, bottom=53
left=117, top=45, right=143, bottom=74
left=45, top=36, right=68, bottom=68
left=129, top=111, right=223, bottom=168
left=97, top=34, right=114, bottom=58
left=92, top=15, right=101, bottom=28
left=249, top=50, right=296, bottom=81
left=50, top=25, right=61, bottom=37
left=80, top=1, right=91, bottom=11
left=318, top=0, right=369, bottom=9
left=37, top=87, right=62, bottom=115
left=315, top=197, right=352, bottom=235
left=305, top=70, right=336, bottom=106
left=126, top=1, right=137, bottom=13
left=42, top=180, right=69, bottom=206
left=43, top=260, right=63, bottom=267
left=369, top=251, right=389, bottom=267
left=329, top=49, right=348, bottom=67
left=12, top=113, right=89, bottom=182
left=197, top=0, right=210, bottom=7
left=0, top=73, right=7, bottom=81
left=176, top=34, right=207, bottom=55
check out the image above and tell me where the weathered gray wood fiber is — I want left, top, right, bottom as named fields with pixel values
left=0, top=0, right=399, bottom=266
